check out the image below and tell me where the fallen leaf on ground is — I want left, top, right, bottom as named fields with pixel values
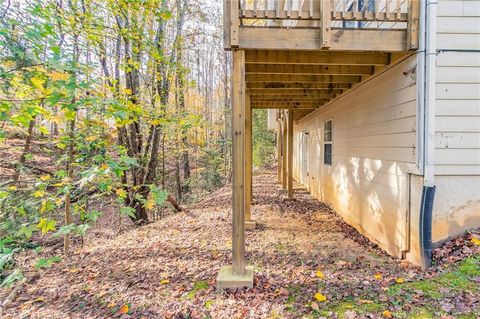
left=314, top=292, right=327, bottom=302
left=382, top=310, right=393, bottom=318
left=119, top=304, right=129, bottom=314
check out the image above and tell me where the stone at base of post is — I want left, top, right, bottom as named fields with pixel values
left=278, top=189, right=287, bottom=194
left=245, top=220, right=257, bottom=230
left=216, top=266, right=254, bottom=292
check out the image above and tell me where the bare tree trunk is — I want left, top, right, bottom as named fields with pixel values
left=13, top=116, right=36, bottom=184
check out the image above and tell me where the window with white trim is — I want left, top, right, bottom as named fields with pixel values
left=324, top=120, right=333, bottom=165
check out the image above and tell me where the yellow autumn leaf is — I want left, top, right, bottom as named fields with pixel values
left=123, top=88, right=132, bottom=95
left=39, top=126, right=49, bottom=135
left=396, top=277, right=405, bottom=284
left=116, top=188, right=127, bottom=198
left=34, top=296, right=45, bottom=303
left=107, top=302, right=116, bottom=308
left=8, top=185, right=17, bottom=191
left=100, top=163, right=109, bottom=170
left=40, top=175, right=51, bottom=181
left=160, top=279, right=170, bottom=284
left=119, top=304, right=129, bottom=314
left=50, top=71, right=70, bottom=82
left=315, top=270, right=324, bottom=279
left=471, top=237, right=480, bottom=246
left=145, top=197, right=155, bottom=210
left=382, top=310, right=393, bottom=318
left=31, top=76, right=46, bottom=90
left=314, top=292, right=327, bottom=302
left=34, top=190, right=45, bottom=198
left=374, top=273, right=382, bottom=280
left=85, top=135, right=97, bottom=142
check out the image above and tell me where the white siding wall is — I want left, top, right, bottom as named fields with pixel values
left=432, top=0, right=480, bottom=242
left=293, top=56, right=419, bottom=258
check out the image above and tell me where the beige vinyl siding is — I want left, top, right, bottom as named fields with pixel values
left=431, top=0, right=480, bottom=245
left=435, top=0, right=480, bottom=175
left=293, top=56, right=418, bottom=258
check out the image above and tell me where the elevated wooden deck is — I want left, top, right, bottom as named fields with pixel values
left=224, top=0, right=420, bottom=120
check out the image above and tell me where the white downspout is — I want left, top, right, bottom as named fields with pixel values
left=424, top=0, right=437, bottom=187
left=417, top=0, right=437, bottom=269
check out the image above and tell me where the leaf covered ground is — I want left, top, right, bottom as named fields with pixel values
left=1, top=171, right=479, bottom=318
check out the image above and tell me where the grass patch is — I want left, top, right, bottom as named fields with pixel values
left=308, top=257, right=480, bottom=318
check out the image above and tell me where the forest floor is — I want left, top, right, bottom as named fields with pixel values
left=1, top=170, right=479, bottom=319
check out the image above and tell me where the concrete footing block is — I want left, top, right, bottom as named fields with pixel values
left=216, top=266, right=254, bottom=292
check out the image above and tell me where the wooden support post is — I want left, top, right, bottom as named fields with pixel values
left=320, top=0, right=331, bottom=48
left=217, top=49, right=253, bottom=291
left=231, top=49, right=246, bottom=274
left=287, top=110, right=294, bottom=199
left=282, top=114, right=288, bottom=190
left=407, top=0, right=420, bottom=50
left=245, top=94, right=256, bottom=229
left=276, top=117, right=282, bottom=183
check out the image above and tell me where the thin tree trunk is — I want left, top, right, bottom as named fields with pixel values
left=13, top=116, right=36, bottom=185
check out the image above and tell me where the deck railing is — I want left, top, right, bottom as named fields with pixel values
left=225, top=0, right=420, bottom=50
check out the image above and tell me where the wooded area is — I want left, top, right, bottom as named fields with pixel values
left=0, top=0, right=479, bottom=318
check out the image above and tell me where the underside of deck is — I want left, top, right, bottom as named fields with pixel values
left=246, top=50, right=410, bottom=121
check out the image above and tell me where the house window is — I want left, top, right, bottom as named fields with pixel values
left=324, top=120, right=333, bottom=165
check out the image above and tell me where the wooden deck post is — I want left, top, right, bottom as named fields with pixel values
left=320, top=0, right=331, bottom=48
left=407, top=0, right=420, bottom=50
left=231, top=49, right=246, bottom=275
left=245, top=93, right=256, bottom=229
left=282, top=114, right=288, bottom=190
left=276, top=116, right=282, bottom=183
left=231, top=0, right=240, bottom=47
left=217, top=49, right=253, bottom=291
left=287, top=110, right=294, bottom=198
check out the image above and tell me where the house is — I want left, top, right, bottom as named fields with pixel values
left=217, top=0, right=480, bottom=291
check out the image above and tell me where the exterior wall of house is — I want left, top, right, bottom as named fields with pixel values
left=292, top=55, right=420, bottom=258
left=432, top=0, right=480, bottom=244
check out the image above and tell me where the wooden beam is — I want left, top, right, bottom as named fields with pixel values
left=287, top=110, right=294, bottom=198
left=246, top=64, right=373, bottom=75
left=239, top=28, right=408, bottom=52
left=245, top=94, right=252, bottom=223
left=247, top=82, right=351, bottom=89
left=250, top=88, right=340, bottom=95
left=231, top=49, right=246, bottom=275
left=252, top=103, right=322, bottom=109
left=251, top=98, right=329, bottom=102
left=246, top=74, right=362, bottom=83
left=245, top=51, right=390, bottom=66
